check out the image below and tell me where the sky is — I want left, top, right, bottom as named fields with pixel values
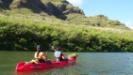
left=67, top=0, right=133, bottom=29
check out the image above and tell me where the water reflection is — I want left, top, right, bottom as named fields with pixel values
left=16, top=64, right=82, bottom=75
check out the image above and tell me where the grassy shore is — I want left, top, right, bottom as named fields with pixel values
left=0, top=15, right=133, bottom=52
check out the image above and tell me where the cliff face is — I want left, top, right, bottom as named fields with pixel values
left=0, top=0, right=83, bottom=19
left=0, top=0, right=13, bottom=9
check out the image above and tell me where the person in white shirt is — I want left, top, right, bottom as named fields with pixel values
left=54, top=47, right=64, bottom=62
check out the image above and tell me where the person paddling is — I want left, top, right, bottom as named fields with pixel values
left=34, top=45, right=47, bottom=63
left=54, top=46, right=65, bottom=62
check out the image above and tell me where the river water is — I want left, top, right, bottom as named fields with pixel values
left=0, top=51, right=133, bottom=75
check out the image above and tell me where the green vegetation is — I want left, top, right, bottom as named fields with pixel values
left=0, top=15, right=133, bottom=52
left=0, top=0, right=133, bottom=52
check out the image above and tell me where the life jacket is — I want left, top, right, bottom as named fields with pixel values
left=59, top=53, right=64, bottom=61
left=34, top=52, right=46, bottom=60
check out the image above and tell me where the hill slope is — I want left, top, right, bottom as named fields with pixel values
left=0, top=0, right=128, bottom=29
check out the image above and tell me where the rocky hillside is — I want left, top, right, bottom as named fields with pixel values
left=0, top=0, right=128, bottom=29
left=0, top=0, right=83, bottom=19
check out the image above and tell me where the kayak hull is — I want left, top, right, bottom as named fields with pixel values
left=16, top=56, right=77, bottom=72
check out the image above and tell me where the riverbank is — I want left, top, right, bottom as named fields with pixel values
left=0, top=16, right=133, bottom=52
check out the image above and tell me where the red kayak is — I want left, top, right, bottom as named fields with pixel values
left=16, top=54, right=77, bottom=72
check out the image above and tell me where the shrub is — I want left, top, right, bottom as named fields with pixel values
left=0, top=16, right=133, bottom=52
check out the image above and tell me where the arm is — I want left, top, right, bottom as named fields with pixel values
left=34, top=52, right=38, bottom=59
left=35, top=45, right=40, bottom=59
left=61, top=53, right=65, bottom=59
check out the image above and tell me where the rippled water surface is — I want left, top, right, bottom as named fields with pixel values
left=0, top=51, right=133, bottom=75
